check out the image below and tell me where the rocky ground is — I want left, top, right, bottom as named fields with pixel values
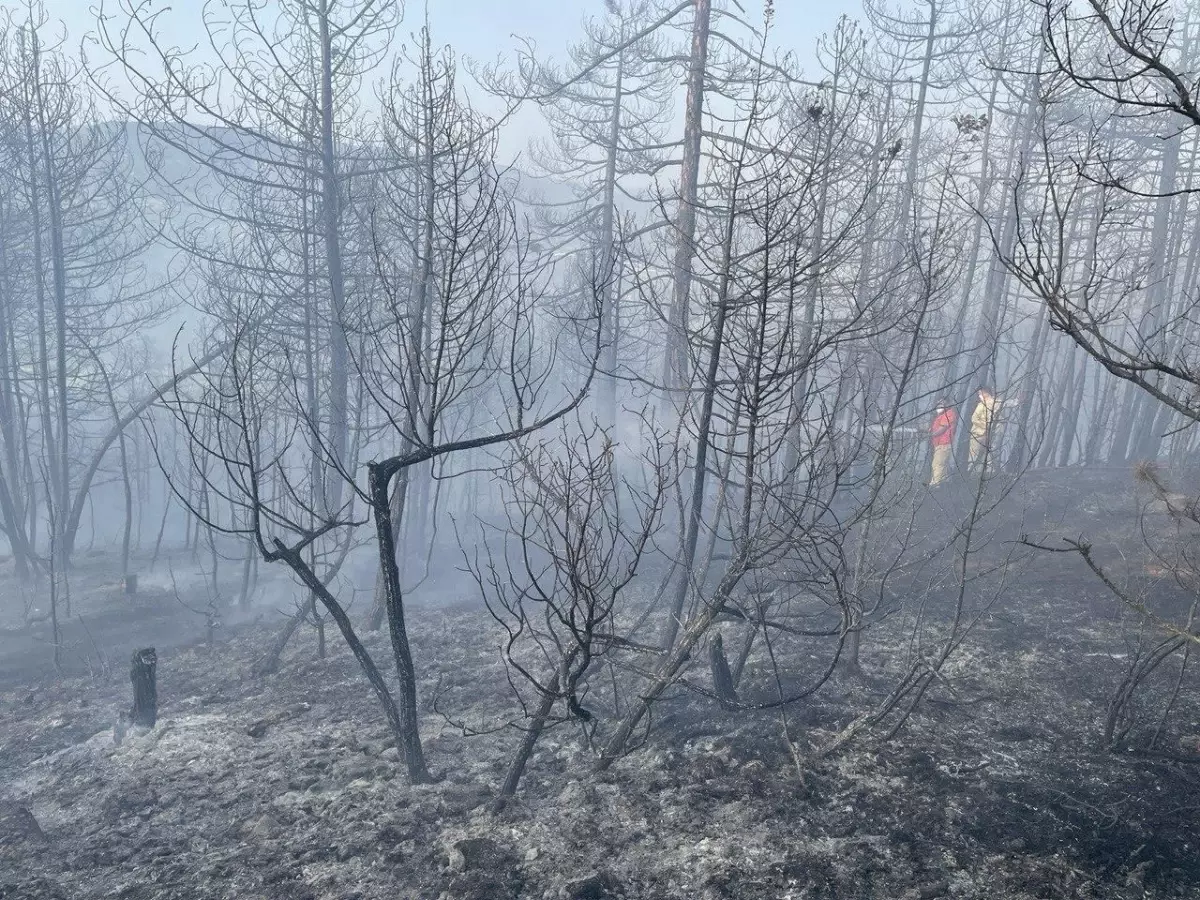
left=2, top=468, right=1200, bottom=899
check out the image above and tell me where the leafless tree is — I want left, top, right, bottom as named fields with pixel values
left=90, top=0, right=403, bottom=659
left=485, top=2, right=677, bottom=429
left=158, top=130, right=602, bottom=783
left=1001, top=0, right=1200, bottom=431
left=558, top=14, right=908, bottom=768
left=465, top=415, right=671, bottom=809
left=0, top=3, right=168, bottom=596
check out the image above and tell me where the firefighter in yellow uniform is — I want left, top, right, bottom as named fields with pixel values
left=968, top=387, right=1001, bottom=472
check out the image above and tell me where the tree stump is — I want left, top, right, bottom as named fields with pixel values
left=129, top=647, right=157, bottom=728
left=709, top=633, right=738, bottom=707
left=0, top=801, right=47, bottom=846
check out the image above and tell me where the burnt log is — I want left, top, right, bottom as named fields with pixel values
left=129, top=647, right=157, bottom=727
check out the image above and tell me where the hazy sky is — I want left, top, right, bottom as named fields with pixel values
left=61, top=0, right=865, bottom=158
left=63, top=0, right=865, bottom=78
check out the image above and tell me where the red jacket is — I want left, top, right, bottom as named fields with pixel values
left=931, top=408, right=956, bottom=448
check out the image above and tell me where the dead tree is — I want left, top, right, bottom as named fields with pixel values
left=466, top=415, right=671, bottom=810
left=0, top=3, right=168, bottom=576
left=479, top=0, right=675, bottom=429
left=90, top=0, right=403, bottom=666
left=998, top=0, right=1200, bottom=429
left=362, top=30, right=520, bottom=631
left=158, top=171, right=603, bottom=784
left=590, top=16, right=904, bottom=767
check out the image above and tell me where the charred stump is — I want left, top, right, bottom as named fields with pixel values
left=709, top=633, right=738, bottom=708
left=129, top=647, right=157, bottom=728
left=0, top=801, right=47, bottom=846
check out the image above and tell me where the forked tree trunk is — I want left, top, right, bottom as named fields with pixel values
left=269, top=538, right=417, bottom=777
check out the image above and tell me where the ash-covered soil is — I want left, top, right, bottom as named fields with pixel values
left=2, top=468, right=1200, bottom=899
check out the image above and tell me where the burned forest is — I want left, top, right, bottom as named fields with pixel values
left=5, top=0, right=1200, bottom=897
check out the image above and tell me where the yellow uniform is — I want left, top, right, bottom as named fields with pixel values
left=968, top=395, right=1000, bottom=470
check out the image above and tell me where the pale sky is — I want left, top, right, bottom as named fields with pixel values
left=62, top=0, right=865, bottom=81
left=60, top=0, right=865, bottom=159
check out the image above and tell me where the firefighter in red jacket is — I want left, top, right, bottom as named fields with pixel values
left=929, top=401, right=956, bottom=486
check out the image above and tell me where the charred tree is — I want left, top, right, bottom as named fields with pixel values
left=128, top=647, right=157, bottom=728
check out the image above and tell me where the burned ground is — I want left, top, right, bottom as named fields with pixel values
left=2, top=468, right=1199, bottom=899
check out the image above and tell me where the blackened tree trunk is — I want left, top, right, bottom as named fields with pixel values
left=709, top=632, right=737, bottom=706
left=369, top=463, right=432, bottom=784
left=267, top=538, right=414, bottom=765
left=491, top=657, right=574, bottom=814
